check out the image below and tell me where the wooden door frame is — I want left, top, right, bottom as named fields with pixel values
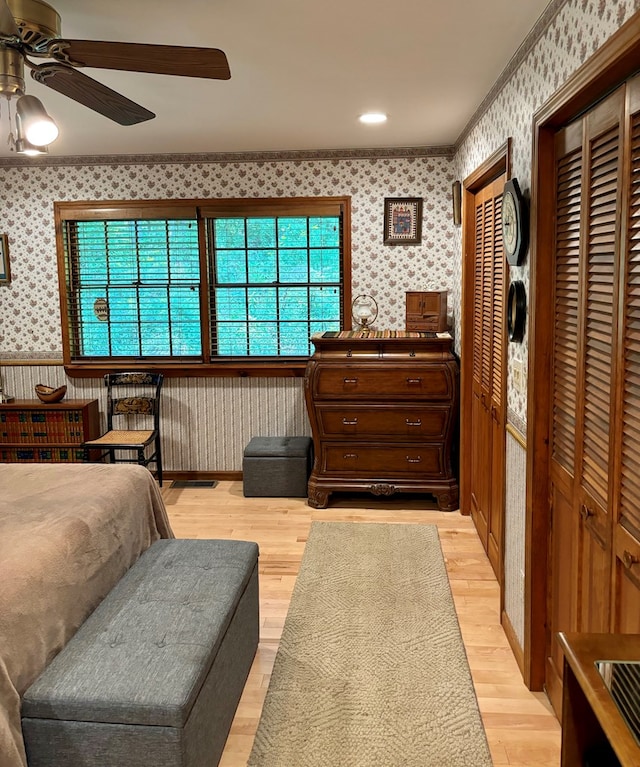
left=526, top=11, right=640, bottom=690
left=460, top=139, right=511, bottom=526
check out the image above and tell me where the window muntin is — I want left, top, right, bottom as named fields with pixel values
left=57, top=198, right=351, bottom=373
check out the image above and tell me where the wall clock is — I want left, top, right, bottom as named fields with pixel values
left=502, top=178, right=529, bottom=266
left=507, top=280, right=527, bottom=343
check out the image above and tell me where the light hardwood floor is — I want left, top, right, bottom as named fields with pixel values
left=160, top=481, right=561, bottom=767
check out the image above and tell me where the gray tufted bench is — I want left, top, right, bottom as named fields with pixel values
left=21, top=538, right=259, bottom=767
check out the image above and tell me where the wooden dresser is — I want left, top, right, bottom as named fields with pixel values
left=304, top=331, right=459, bottom=510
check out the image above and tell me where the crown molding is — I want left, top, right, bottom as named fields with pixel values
left=455, top=0, right=567, bottom=151
left=0, top=144, right=455, bottom=168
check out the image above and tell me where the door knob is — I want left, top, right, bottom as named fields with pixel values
left=579, top=504, right=594, bottom=521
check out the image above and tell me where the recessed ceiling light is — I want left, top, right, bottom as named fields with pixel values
left=359, top=112, right=387, bottom=125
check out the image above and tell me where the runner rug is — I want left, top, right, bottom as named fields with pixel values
left=248, top=521, right=493, bottom=766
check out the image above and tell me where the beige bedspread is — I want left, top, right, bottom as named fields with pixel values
left=0, top=463, right=174, bottom=767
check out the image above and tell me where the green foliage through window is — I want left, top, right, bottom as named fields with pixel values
left=59, top=199, right=348, bottom=366
left=70, top=219, right=201, bottom=358
left=211, top=216, right=341, bottom=356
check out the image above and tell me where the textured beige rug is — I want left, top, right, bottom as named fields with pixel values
left=248, top=521, right=493, bottom=766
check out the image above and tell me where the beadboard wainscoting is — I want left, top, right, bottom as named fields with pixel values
left=1, top=365, right=310, bottom=473
left=504, top=418, right=527, bottom=667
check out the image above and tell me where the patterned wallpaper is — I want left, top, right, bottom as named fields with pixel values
left=1, top=0, right=639, bottom=466
left=453, top=0, right=640, bottom=653
left=455, top=0, right=640, bottom=420
left=0, top=154, right=457, bottom=355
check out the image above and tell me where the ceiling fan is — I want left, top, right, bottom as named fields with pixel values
left=0, top=0, right=231, bottom=127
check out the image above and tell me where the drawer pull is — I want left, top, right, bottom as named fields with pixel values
left=343, top=378, right=358, bottom=385
left=406, top=378, right=423, bottom=385
left=343, top=453, right=358, bottom=460
left=622, top=550, right=639, bottom=570
left=342, top=418, right=358, bottom=425
left=406, top=456, right=422, bottom=464
left=580, top=504, right=594, bottom=521
left=405, top=419, right=422, bottom=427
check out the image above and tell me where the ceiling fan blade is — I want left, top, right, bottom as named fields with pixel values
left=49, top=40, right=231, bottom=80
left=30, top=63, right=155, bottom=125
left=0, top=0, right=19, bottom=37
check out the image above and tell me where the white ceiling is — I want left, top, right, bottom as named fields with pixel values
left=1, top=0, right=552, bottom=158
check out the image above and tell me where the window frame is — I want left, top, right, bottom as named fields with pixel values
left=55, top=197, right=352, bottom=377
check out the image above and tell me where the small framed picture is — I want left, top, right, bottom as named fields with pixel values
left=383, top=197, right=423, bottom=245
left=452, top=181, right=462, bottom=226
left=0, top=235, right=10, bottom=284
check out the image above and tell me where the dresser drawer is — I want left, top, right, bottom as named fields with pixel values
left=322, top=444, right=444, bottom=477
left=317, top=406, right=449, bottom=439
left=406, top=320, right=441, bottom=332
left=313, top=365, right=453, bottom=399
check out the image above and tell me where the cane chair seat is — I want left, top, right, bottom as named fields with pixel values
left=84, top=430, right=155, bottom=447
left=82, top=372, right=164, bottom=485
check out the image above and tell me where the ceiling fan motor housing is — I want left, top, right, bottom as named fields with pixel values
left=7, top=0, right=60, bottom=51
left=0, top=45, right=24, bottom=94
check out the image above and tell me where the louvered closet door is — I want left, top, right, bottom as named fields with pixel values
left=612, top=75, right=640, bottom=633
left=547, top=118, right=583, bottom=711
left=574, top=91, right=623, bottom=634
left=547, top=87, right=625, bottom=716
left=470, top=175, right=506, bottom=580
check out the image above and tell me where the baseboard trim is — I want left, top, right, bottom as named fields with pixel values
left=163, top=470, right=243, bottom=482
left=502, top=608, right=525, bottom=677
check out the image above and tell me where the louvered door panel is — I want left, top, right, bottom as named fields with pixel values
left=580, top=124, right=619, bottom=508
left=552, top=142, right=582, bottom=476
left=613, top=93, right=640, bottom=625
left=469, top=175, right=506, bottom=580
left=471, top=189, right=492, bottom=546
left=573, top=94, right=623, bottom=637
left=473, top=203, right=484, bottom=387
left=619, top=109, right=640, bottom=545
left=547, top=122, right=584, bottom=715
left=488, top=193, right=506, bottom=577
left=491, top=194, right=505, bottom=409
left=481, top=196, right=494, bottom=397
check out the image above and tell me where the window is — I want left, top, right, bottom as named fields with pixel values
left=56, top=198, right=351, bottom=376
left=210, top=215, right=341, bottom=356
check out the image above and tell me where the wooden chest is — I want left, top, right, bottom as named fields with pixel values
left=304, top=331, right=459, bottom=510
left=405, top=291, right=448, bottom=332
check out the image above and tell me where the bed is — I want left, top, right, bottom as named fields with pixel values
left=0, top=463, right=174, bottom=767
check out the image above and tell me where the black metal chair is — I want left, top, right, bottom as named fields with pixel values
left=82, top=372, right=164, bottom=485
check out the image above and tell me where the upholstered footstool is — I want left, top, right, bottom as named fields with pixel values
left=243, top=436, right=313, bottom=497
left=21, top=538, right=259, bottom=767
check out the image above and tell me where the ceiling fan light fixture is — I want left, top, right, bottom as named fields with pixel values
left=15, top=139, right=48, bottom=155
left=16, top=94, right=58, bottom=146
left=14, top=108, right=48, bottom=155
left=359, top=112, right=387, bottom=125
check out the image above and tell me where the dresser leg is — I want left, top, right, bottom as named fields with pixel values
left=307, top=487, right=329, bottom=509
left=435, top=488, right=459, bottom=512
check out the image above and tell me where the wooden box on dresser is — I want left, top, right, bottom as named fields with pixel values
left=405, top=290, right=447, bottom=332
left=0, top=399, right=100, bottom=462
left=304, top=330, right=459, bottom=511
